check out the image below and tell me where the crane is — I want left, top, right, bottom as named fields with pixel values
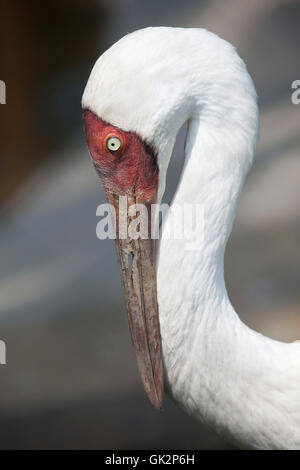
left=82, top=27, right=300, bottom=449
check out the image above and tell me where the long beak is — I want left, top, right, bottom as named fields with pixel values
left=106, top=190, right=163, bottom=410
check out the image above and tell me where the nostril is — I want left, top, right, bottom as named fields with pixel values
left=128, top=252, right=134, bottom=275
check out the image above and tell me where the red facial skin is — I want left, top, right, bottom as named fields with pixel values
left=83, top=110, right=158, bottom=204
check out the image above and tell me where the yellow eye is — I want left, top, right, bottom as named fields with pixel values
left=106, top=136, right=121, bottom=152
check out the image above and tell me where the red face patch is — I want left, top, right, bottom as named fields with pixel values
left=84, top=110, right=158, bottom=204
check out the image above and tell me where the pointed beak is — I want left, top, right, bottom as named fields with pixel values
left=105, top=190, right=163, bottom=410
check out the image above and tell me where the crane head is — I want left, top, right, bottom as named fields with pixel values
left=83, top=108, right=163, bottom=410
left=82, top=26, right=224, bottom=411
left=81, top=28, right=185, bottom=411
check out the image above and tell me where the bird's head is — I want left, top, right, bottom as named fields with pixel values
left=82, top=28, right=186, bottom=410
left=84, top=104, right=165, bottom=411
left=83, top=107, right=163, bottom=409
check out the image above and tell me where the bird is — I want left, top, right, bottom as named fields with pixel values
left=82, top=27, right=300, bottom=450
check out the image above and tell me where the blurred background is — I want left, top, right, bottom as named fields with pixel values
left=0, top=0, right=299, bottom=450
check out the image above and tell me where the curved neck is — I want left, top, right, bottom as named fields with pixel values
left=157, top=111, right=300, bottom=450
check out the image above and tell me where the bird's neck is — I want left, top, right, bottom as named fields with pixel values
left=157, top=113, right=300, bottom=449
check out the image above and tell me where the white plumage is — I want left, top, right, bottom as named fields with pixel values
left=83, top=27, right=300, bottom=449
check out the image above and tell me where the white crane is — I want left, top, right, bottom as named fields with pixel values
left=82, top=27, right=300, bottom=449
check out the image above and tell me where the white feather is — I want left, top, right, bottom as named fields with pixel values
left=83, top=27, right=300, bottom=449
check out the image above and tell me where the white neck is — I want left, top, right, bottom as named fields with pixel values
left=157, top=87, right=300, bottom=451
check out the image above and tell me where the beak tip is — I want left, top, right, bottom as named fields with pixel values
left=149, top=393, right=163, bottom=411
left=139, top=361, right=164, bottom=411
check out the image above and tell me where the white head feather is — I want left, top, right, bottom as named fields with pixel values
left=82, top=27, right=258, bottom=202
